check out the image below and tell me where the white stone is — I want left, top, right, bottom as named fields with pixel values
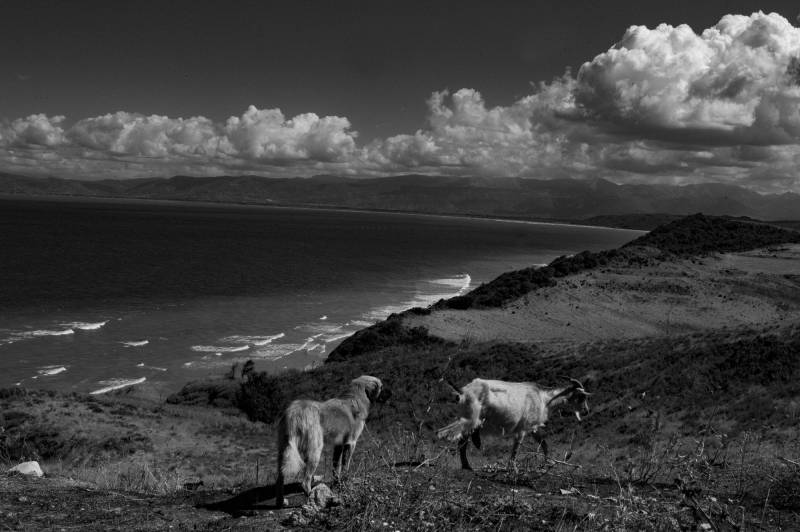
left=8, top=461, right=43, bottom=477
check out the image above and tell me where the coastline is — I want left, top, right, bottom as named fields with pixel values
left=0, top=192, right=646, bottom=233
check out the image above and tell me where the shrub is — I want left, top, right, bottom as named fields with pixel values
left=328, top=317, right=448, bottom=362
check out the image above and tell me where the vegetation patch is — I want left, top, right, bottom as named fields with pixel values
left=625, top=213, right=800, bottom=256
left=328, top=316, right=450, bottom=362
left=423, top=214, right=800, bottom=312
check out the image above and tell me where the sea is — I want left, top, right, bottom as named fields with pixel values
left=0, top=197, right=642, bottom=395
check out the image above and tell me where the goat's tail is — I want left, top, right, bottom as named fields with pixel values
left=436, top=418, right=470, bottom=442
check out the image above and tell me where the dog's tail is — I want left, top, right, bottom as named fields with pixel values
left=277, top=400, right=321, bottom=480
left=281, top=440, right=304, bottom=479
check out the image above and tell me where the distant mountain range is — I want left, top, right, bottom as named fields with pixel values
left=1, top=172, right=798, bottom=223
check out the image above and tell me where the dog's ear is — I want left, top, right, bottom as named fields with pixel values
left=376, top=385, right=392, bottom=403
left=369, top=382, right=383, bottom=401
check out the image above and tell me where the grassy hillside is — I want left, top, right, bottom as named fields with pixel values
left=331, top=214, right=800, bottom=361
left=4, top=213, right=800, bottom=530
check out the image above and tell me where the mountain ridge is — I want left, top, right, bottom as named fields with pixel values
left=1, top=172, right=798, bottom=222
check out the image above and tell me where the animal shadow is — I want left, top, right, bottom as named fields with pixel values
left=198, top=481, right=305, bottom=516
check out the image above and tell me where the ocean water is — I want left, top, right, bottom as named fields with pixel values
left=0, top=197, right=642, bottom=394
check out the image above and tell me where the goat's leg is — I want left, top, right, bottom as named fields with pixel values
left=508, top=431, right=526, bottom=472
left=471, top=428, right=482, bottom=450
left=458, top=434, right=473, bottom=470
left=531, top=432, right=549, bottom=458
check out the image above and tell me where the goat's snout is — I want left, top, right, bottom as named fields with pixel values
left=575, top=401, right=590, bottom=421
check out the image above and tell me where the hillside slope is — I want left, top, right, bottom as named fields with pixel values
left=4, top=214, right=800, bottom=530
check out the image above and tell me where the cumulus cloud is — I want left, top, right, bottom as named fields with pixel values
left=69, top=112, right=220, bottom=157
left=3, top=114, right=67, bottom=147
left=0, top=106, right=359, bottom=178
left=223, top=106, right=356, bottom=162
left=576, top=12, right=800, bottom=144
left=1, top=11, right=800, bottom=192
left=365, top=81, right=583, bottom=176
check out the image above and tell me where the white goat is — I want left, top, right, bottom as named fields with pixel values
left=437, top=377, right=590, bottom=470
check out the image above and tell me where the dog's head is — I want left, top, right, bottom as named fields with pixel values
left=351, top=375, right=387, bottom=402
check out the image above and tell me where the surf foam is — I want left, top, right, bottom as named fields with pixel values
left=121, top=340, right=149, bottom=347
left=220, top=333, right=285, bottom=346
left=90, top=377, right=146, bottom=395
left=191, top=345, right=250, bottom=353
left=136, top=363, right=167, bottom=371
left=37, top=365, right=67, bottom=376
left=64, top=321, right=108, bottom=331
left=362, top=273, right=472, bottom=322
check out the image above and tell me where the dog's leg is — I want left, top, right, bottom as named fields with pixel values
left=276, top=426, right=287, bottom=508
left=340, top=442, right=351, bottom=473
left=332, top=444, right=344, bottom=482
left=302, top=453, right=320, bottom=495
left=275, top=470, right=285, bottom=509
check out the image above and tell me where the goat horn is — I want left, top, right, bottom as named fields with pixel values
left=568, top=378, right=585, bottom=390
left=443, top=378, right=461, bottom=396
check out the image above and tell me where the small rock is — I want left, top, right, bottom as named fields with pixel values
left=307, top=483, right=336, bottom=510
left=8, top=461, right=43, bottom=478
left=284, top=512, right=309, bottom=527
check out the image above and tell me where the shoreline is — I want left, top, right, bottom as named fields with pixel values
left=0, top=192, right=646, bottom=233
left=0, top=268, right=477, bottom=394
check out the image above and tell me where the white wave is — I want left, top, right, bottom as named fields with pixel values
left=90, top=377, right=146, bottom=395
left=322, top=332, right=353, bottom=344
left=18, top=328, right=75, bottom=339
left=430, top=274, right=472, bottom=292
left=251, top=343, right=306, bottom=361
left=121, top=340, right=149, bottom=347
left=296, top=323, right=343, bottom=334
left=38, top=365, right=67, bottom=376
left=135, top=363, right=167, bottom=371
left=64, top=320, right=108, bottom=331
left=191, top=345, right=250, bottom=353
left=348, top=320, right=372, bottom=328
left=320, top=315, right=328, bottom=320
left=362, top=272, right=472, bottom=322
left=220, top=333, right=285, bottom=346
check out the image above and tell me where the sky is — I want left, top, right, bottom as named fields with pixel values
left=2, top=0, right=800, bottom=193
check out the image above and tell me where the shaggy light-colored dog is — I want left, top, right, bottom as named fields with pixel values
left=275, top=375, right=383, bottom=507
